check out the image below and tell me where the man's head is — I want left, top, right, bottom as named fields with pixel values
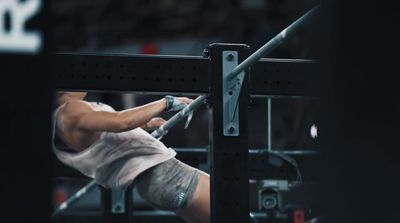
left=56, top=91, right=87, bottom=106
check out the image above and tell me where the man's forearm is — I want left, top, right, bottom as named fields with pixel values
left=117, top=98, right=167, bottom=131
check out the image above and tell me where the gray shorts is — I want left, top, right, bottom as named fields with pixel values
left=134, top=157, right=199, bottom=211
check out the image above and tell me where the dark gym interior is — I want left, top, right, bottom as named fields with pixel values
left=1, top=0, right=400, bottom=223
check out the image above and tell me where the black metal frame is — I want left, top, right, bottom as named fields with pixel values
left=53, top=53, right=318, bottom=97
left=52, top=43, right=319, bottom=223
left=100, top=185, right=133, bottom=223
left=208, top=43, right=251, bottom=223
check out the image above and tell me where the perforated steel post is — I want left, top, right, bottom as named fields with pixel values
left=207, top=43, right=251, bottom=223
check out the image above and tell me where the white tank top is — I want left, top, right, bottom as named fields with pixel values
left=52, top=102, right=176, bottom=189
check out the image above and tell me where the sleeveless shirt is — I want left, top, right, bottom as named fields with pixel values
left=52, top=102, right=176, bottom=189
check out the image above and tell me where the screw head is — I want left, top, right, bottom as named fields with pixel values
left=227, top=54, right=234, bottom=61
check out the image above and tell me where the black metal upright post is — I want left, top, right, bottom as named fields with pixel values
left=125, top=185, right=133, bottom=223
left=207, top=43, right=251, bottom=223
left=100, top=186, right=132, bottom=223
left=100, top=186, right=112, bottom=223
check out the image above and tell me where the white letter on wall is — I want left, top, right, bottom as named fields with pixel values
left=0, top=0, right=42, bottom=54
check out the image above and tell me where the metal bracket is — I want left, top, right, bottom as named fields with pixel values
left=222, top=51, right=245, bottom=136
left=111, top=188, right=125, bottom=213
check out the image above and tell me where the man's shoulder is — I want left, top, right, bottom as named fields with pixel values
left=60, top=100, right=93, bottom=116
left=55, top=101, right=93, bottom=130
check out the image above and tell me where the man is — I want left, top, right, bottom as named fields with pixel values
left=52, top=92, right=210, bottom=223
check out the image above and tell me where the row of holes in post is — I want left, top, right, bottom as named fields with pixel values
left=259, top=65, right=306, bottom=88
left=74, top=61, right=201, bottom=72
left=221, top=149, right=243, bottom=209
left=62, top=61, right=202, bottom=83
left=58, top=73, right=199, bottom=83
left=58, top=72, right=303, bottom=88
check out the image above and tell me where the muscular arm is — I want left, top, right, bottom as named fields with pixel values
left=65, top=99, right=167, bottom=133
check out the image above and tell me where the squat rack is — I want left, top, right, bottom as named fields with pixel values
left=52, top=6, right=320, bottom=223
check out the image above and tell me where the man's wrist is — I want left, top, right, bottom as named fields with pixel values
left=164, top=95, right=174, bottom=111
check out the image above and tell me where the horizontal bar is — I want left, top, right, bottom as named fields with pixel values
left=53, top=210, right=268, bottom=217
left=53, top=53, right=211, bottom=94
left=151, top=95, right=207, bottom=138
left=174, top=148, right=208, bottom=153
left=53, top=54, right=319, bottom=96
left=251, top=58, right=319, bottom=96
left=227, top=5, right=320, bottom=80
left=174, top=147, right=319, bottom=155
left=55, top=210, right=177, bottom=217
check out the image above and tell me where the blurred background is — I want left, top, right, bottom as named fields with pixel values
left=53, top=0, right=318, bottom=58
left=51, top=0, right=321, bottom=222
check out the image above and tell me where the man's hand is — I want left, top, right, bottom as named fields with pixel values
left=175, top=97, right=193, bottom=104
left=165, top=96, right=194, bottom=111
left=142, top=117, right=167, bottom=131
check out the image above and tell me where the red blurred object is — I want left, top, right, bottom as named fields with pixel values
left=140, top=43, right=159, bottom=54
left=54, top=188, right=67, bottom=206
left=293, top=209, right=305, bottom=223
